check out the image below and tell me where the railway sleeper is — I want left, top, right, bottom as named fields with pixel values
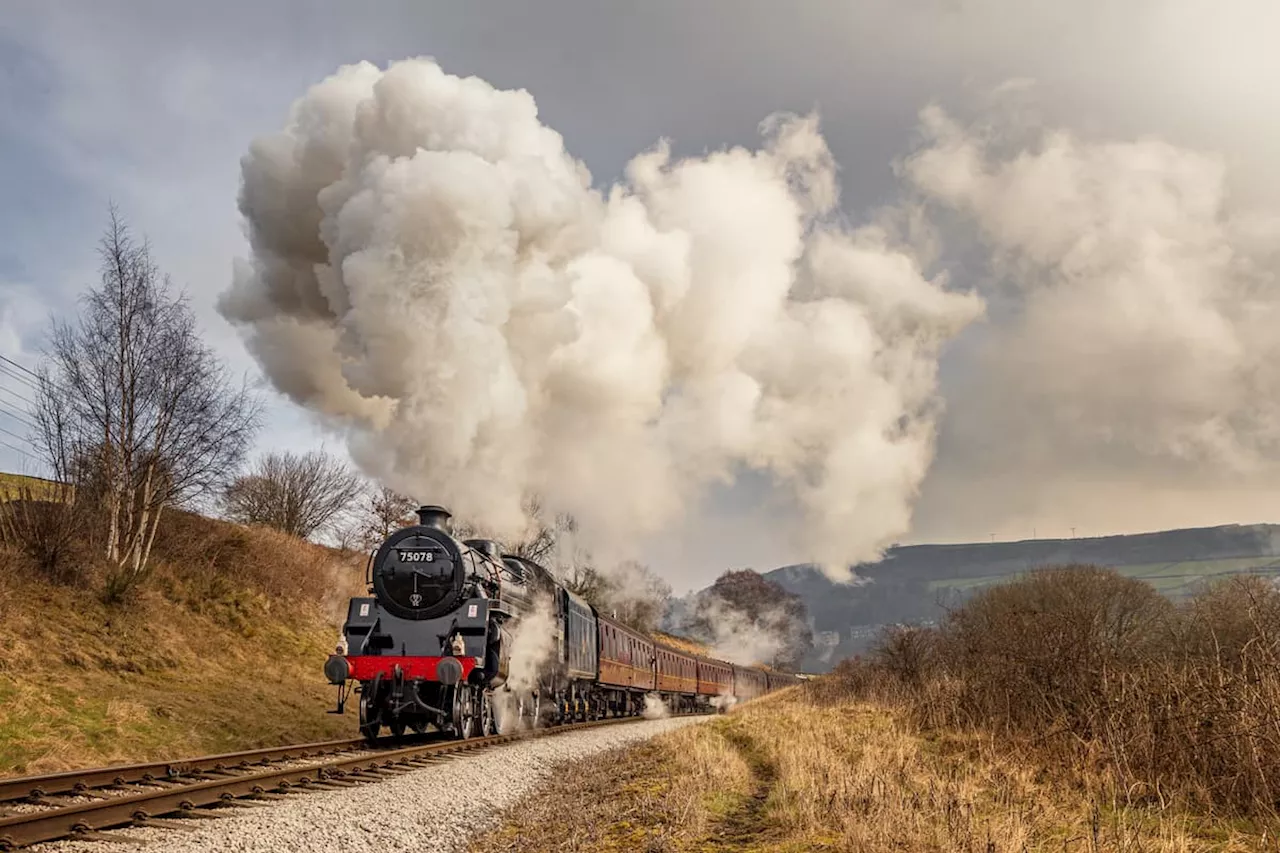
left=71, top=826, right=149, bottom=845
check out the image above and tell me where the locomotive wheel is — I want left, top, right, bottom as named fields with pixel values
left=451, top=684, right=477, bottom=740
left=521, top=692, right=541, bottom=730
left=479, top=690, right=495, bottom=736
left=513, top=694, right=527, bottom=731
left=358, top=691, right=381, bottom=742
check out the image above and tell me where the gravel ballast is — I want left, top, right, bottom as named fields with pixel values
left=41, top=716, right=706, bottom=853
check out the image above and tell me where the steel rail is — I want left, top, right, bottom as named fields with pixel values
left=0, top=737, right=372, bottom=804
left=0, top=714, right=691, bottom=850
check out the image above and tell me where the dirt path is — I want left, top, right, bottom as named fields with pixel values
left=705, top=726, right=780, bottom=850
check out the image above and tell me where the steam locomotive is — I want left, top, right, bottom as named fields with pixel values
left=324, top=505, right=799, bottom=741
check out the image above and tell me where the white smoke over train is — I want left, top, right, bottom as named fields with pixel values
left=692, top=595, right=800, bottom=669
left=220, top=57, right=982, bottom=582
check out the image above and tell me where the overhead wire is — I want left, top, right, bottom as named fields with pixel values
left=0, top=364, right=37, bottom=393
left=0, top=401, right=35, bottom=430
left=0, top=438, right=36, bottom=462
left=0, top=422, right=34, bottom=447
left=0, top=357, right=52, bottom=472
left=0, top=353, right=39, bottom=381
left=0, top=385, right=34, bottom=411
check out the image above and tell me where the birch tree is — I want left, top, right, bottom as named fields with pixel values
left=33, top=208, right=260, bottom=600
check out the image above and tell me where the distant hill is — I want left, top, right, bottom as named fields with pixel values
left=752, top=524, right=1280, bottom=672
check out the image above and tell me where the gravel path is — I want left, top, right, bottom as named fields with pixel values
left=40, top=716, right=706, bottom=853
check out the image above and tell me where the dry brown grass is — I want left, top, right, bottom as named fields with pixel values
left=858, top=567, right=1280, bottom=821
left=0, top=507, right=366, bottom=775
left=472, top=690, right=1274, bottom=852
left=652, top=630, right=714, bottom=658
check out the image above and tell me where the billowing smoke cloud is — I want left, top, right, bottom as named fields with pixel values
left=901, top=100, right=1280, bottom=539
left=220, top=58, right=981, bottom=580
left=685, top=595, right=806, bottom=668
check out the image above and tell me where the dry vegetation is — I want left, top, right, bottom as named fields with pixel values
left=858, top=566, right=1280, bottom=822
left=652, top=630, right=713, bottom=657
left=473, top=690, right=1271, bottom=852
left=474, top=566, right=1280, bottom=852
left=0, top=504, right=365, bottom=775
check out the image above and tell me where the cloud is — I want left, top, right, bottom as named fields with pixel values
left=219, top=58, right=982, bottom=582
left=902, top=102, right=1280, bottom=540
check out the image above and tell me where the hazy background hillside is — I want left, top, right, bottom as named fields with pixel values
left=674, top=524, right=1280, bottom=672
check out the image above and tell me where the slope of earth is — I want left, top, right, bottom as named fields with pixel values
left=0, top=508, right=365, bottom=776
left=470, top=687, right=1268, bottom=852
left=761, top=523, right=1280, bottom=670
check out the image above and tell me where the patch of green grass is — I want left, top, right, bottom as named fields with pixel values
left=927, top=557, right=1280, bottom=600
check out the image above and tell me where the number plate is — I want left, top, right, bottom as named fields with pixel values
left=396, top=549, right=436, bottom=563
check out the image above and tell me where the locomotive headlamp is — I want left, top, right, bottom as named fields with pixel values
left=451, top=634, right=466, bottom=656
left=437, top=656, right=463, bottom=685
left=324, top=654, right=350, bottom=685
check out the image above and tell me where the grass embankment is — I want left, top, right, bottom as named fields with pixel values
left=0, top=509, right=365, bottom=775
left=472, top=689, right=1271, bottom=852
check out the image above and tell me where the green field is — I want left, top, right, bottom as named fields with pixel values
left=927, top=556, right=1280, bottom=600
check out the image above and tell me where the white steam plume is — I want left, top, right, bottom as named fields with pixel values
left=492, top=594, right=557, bottom=733
left=689, top=595, right=803, bottom=668
left=220, top=58, right=982, bottom=580
left=710, top=693, right=738, bottom=712
left=642, top=693, right=669, bottom=720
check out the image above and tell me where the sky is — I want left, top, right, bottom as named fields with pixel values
left=2, top=1, right=1279, bottom=592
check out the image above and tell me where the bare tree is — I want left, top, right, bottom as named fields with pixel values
left=562, top=563, right=607, bottom=602
left=33, top=208, right=260, bottom=600
left=364, top=485, right=417, bottom=539
left=222, top=450, right=363, bottom=540
left=506, top=495, right=579, bottom=563
left=602, top=560, right=672, bottom=632
left=342, top=484, right=418, bottom=551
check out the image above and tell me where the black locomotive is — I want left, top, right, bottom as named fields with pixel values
left=324, top=504, right=798, bottom=741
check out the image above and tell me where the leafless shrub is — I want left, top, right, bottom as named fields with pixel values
left=872, top=624, right=938, bottom=689
left=0, top=485, right=83, bottom=583
left=221, top=450, right=363, bottom=540
left=31, top=207, right=260, bottom=602
left=942, top=564, right=1172, bottom=737
left=342, top=484, right=418, bottom=551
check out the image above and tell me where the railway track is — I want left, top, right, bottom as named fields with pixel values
left=0, top=714, right=689, bottom=850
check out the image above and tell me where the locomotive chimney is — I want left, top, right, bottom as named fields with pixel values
left=415, top=505, right=453, bottom=533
